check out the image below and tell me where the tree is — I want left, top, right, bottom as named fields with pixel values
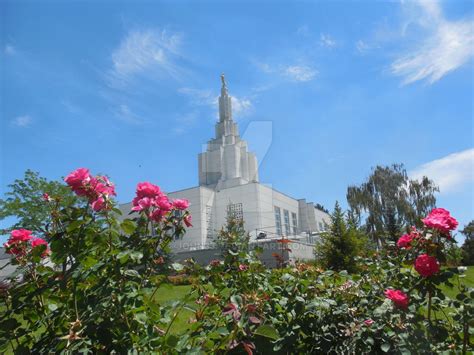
left=0, top=170, right=77, bottom=236
left=215, top=213, right=249, bottom=263
left=460, top=220, right=474, bottom=265
left=346, top=164, right=438, bottom=247
left=315, top=201, right=366, bottom=273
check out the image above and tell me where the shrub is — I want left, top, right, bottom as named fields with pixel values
left=0, top=168, right=472, bottom=354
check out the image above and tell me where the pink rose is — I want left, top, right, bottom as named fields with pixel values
left=136, top=182, right=161, bottom=199
left=10, top=229, right=33, bottom=243
left=364, top=319, right=374, bottom=326
left=64, top=168, right=91, bottom=196
left=238, top=264, right=249, bottom=271
left=156, top=196, right=172, bottom=212
left=4, top=229, right=34, bottom=257
left=92, top=176, right=116, bottom=197
left=384, top=289, right=409, bottom=309
left=422, top=208, right=458, bottom=235
left=91, top=197, right=106, bottom=212
left=184, top=214, right=193, bottom=227
left=149, top=209, right=167, bottom=222
left=397, top=234, right=414, bottom=249
left=414, top=254, right=440, bottom=277
left=131, top=197, right=154, bottom=212
left=172, top=199, right=189, bottom=210
left=31, top=238, right=49, bottom=257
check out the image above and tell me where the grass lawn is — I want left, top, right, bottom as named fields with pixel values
left=153, top=284, right=196, bottom=334
left=439, top=265, right=474, bottom=298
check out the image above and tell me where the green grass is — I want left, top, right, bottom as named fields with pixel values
left=153, top=284, right=196, bottom=334
left=439, top=265, right=474, bottom=298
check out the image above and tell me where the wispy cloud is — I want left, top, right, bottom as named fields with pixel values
left=391, top=0, right=474, bottom=85
left=319, top=33, right=336, bottom=48
left=410, top=148, right=474, bottom=193
left=355, top=40, right=371, bottom=54
left=11, top=115, right=32, bottom=127
left=108, top=28, right=183, bottom=87
left=113, top=104, right=142, bottom=124
left=284, top=65, right=318, bottom=82
left=178, top=87, right=254, bottom=118
left=255, top=61, right=318, bottom=83
left=231, top=97, right=253, bottom=116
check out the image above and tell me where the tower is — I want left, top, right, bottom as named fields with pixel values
left=198, top=75, right=259, bottom=189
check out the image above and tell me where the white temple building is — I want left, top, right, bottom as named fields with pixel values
left=121, top=75, right=330, bottom=262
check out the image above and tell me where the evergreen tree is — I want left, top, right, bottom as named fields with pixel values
left=316, top=201, right=364, bottom=273
left=215, top=212, right=250, bottom=266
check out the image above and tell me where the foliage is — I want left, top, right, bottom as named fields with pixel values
left=0, top=168, right=472, bottom=354
left=315, top=202, right=367, bottom=273
left=314, top=203, right=329, bottom=214
left=347, top=163, right=438, bottom=246
left=0, top=169, right=192, bottom=353
left=215, top=213, right=249, bottom=262
left=0, top=170, right=77, bottom=237
left=461, top=221, right=474, bottom=265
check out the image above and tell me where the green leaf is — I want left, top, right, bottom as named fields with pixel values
left=254, top=324, right=279, bottom=340
left=67, top=220, right=84, bottom=233
left=121, top=220, right=136, bottom=235
left=381, top=343, right=391, bottom=352
left=124, top=269, right=140, bottom=278
left=171, top=263, right=184, bottom=272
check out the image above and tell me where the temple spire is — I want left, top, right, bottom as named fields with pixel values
left=218, top=73, right=232, bottom=122
left=220, top=73, right=228, bottom=95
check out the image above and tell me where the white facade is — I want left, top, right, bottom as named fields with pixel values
left=120, top=75, right=330, bottom=253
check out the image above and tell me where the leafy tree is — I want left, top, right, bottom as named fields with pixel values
left=460, top=220, right=474, bottom=265
left=347, top=163, right=438, bottom=247
left=316, top=201, right=366, bottom=273
left=0, top=170, right=77, bottom=237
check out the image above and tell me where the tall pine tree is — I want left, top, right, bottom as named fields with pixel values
left=316, top=202, right=364, bottom=273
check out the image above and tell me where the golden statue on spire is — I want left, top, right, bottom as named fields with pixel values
left=220, top=73, right=226, bottom=88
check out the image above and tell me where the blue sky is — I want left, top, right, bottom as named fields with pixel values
left=1, top=0, right=473, bottom=243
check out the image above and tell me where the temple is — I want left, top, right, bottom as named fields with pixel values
left=120, top=75, right=330, bottom=264
left=199, top=74, right=259, bottom=189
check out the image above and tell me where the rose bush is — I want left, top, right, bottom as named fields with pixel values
left=0, top=169, right=472, bottom=354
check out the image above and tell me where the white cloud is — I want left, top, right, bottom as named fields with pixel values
left=11, top=115, right=32, bottom=127
left=391, top=0, right=474, bottom=85
left=114, top=104, right=142, bottom=124
left=320, top=33, right=336, bottom=48
left=178, top=87, right=253, bottom=118
left=231, top=97, right=253, bottom=116
left=355, top=40, right=371, bottom=53
left=254, top=59, right=318, bottom=83
left=410, top=148, right=474, bottom=193
left=284, top=65, right=318, bottom=82
left=109, top=29, right=182, bottom=85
